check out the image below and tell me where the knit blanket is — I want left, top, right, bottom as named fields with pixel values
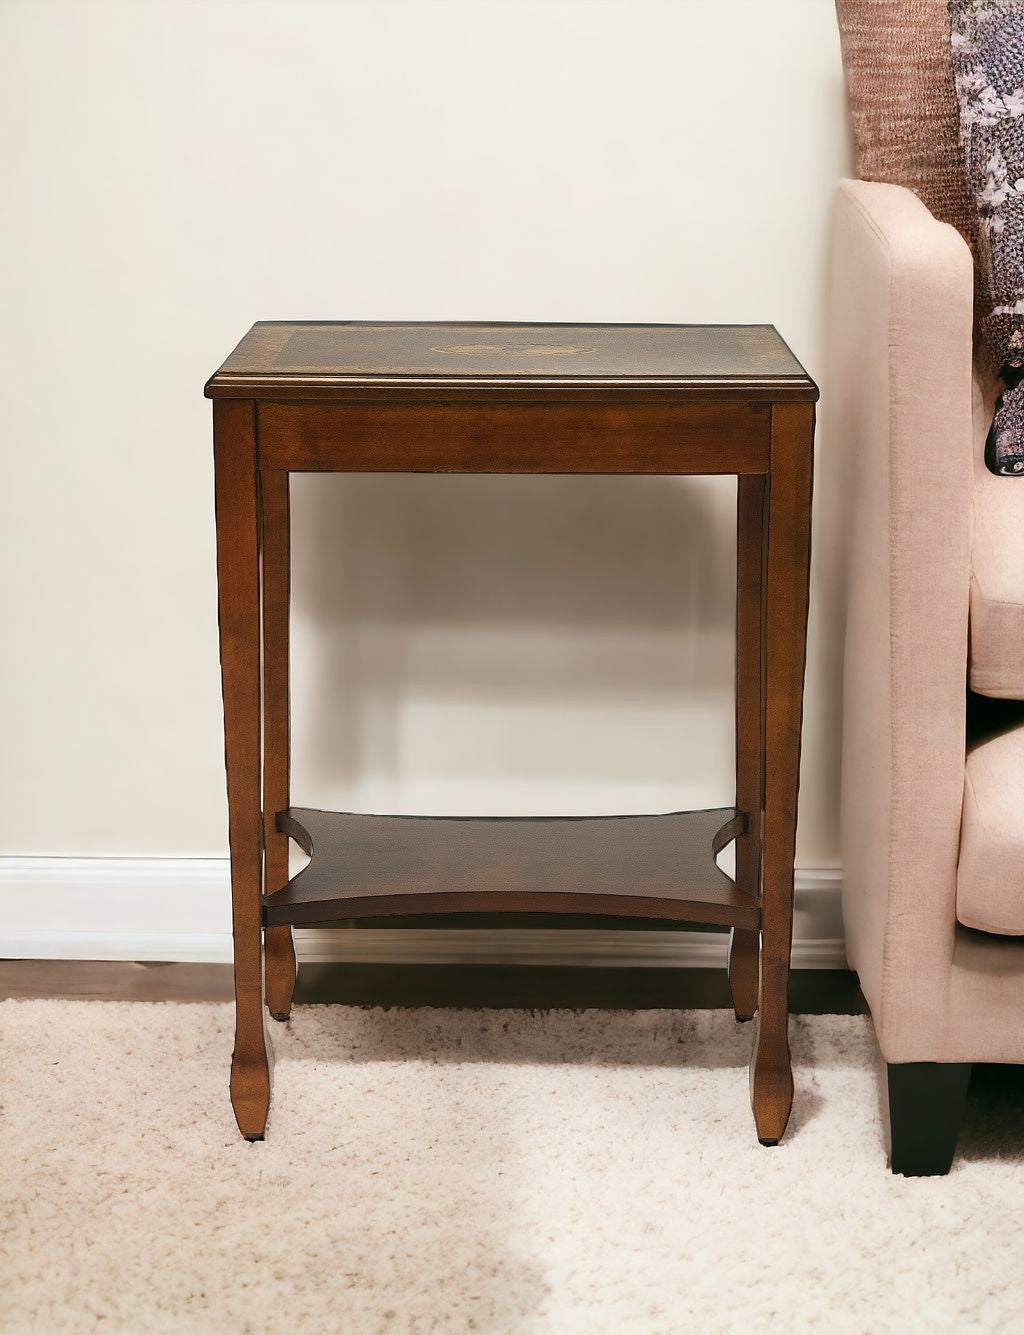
left=950, top=0, right=1024, bottom=474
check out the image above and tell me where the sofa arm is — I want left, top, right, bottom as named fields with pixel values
left=829, top=181, right=975, bottom=1060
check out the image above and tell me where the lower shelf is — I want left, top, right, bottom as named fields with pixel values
left=263, top=806, right=758, bottom=930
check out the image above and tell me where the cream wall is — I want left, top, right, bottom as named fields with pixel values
left=0, top=0, right=852, bottom=866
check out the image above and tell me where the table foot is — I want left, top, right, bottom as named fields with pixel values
left=727, top=926, right=759, bottom=1021
left=749, top=1018, right=794, bottom=1145
left=230, top=1018, right=273, bottom=1141
left=264, top=925, right=297, bottom=1021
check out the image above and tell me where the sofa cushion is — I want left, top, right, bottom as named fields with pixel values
left=834, top=0, right=978, bottom=248
left=971, top=378, right=1024, bottom=698
left=957, top=719, right=1024, bottom=934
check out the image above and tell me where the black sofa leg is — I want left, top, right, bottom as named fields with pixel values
left=886, top=1062, right=972, bottom=1176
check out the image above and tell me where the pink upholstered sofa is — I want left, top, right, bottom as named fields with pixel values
left=829, top=179, right=1024, bottom=1175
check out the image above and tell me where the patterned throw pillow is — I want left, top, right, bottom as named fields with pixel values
left=950, top=0, right=1024, bottom=474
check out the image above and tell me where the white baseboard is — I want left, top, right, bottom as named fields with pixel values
left=0, top=857, right=847, bottom=969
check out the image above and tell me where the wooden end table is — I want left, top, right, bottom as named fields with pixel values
left=205, top=322, right=817, bottom=1145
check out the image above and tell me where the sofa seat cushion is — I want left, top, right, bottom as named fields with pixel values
left=971, top=379, right=1024, bottom=699
left=957, top=721, right=1024, bottom=935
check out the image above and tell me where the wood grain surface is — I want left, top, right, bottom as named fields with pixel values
left=267, top=807, right=753, bottom=928
left=206, top=321, right=817, bottom=401
left=207, top=320, right=817, bottom=1142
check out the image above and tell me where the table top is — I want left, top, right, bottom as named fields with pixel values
left=205, top=322, right=817, bottom=401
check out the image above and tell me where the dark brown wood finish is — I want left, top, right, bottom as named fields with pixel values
left=206, top=321, right=817, bottom=402
left=729, top=473, right=769, bottom=1022
left=213, top=398, right=272, bottom=1140
left=0, top=960, right=236, bottom=1003
left=206, top=321, right=817, bottom=1143
left=749, top=402, right=815, bottom=1146
left=260, top=469, right=296, bottom=1021
left=267, top=808, right=753, bottom=928
left=257, top=401, right=769, bottom=474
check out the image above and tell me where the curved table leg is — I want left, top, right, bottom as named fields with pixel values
left=750, top=403, right=813, bottom=1146
left=215, top=399, right=272, bottom=1140
left=728, top=927, right=760, bottom=1023
left=730, top=473, right=767, bottom=1021
left=260, top=468, right=296, bottom=1021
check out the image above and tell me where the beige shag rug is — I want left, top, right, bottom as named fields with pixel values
left=2, top=1000, right=1023, bottom=1334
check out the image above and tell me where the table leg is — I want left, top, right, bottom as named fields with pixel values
left=261, top=469, right=296, bottom=1021
left=729, top=473, right=767, bottom=1021
left=750, top=403, right=814, bottom=1146
left=214, top=399, right=272, bottom=1141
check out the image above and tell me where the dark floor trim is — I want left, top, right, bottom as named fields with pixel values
left=0, top=959, right=867, bottom=1013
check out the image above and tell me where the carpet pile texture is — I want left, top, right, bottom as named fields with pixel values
left=2, top=1000, right=1023, bottom=1333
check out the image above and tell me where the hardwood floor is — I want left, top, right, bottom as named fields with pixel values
left=0, top=958, right=867, bottom=1013
left=0, top=960, right=234, bottom=1003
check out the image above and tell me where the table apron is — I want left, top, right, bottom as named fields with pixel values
left=256, top=400, right=771, bottom=474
